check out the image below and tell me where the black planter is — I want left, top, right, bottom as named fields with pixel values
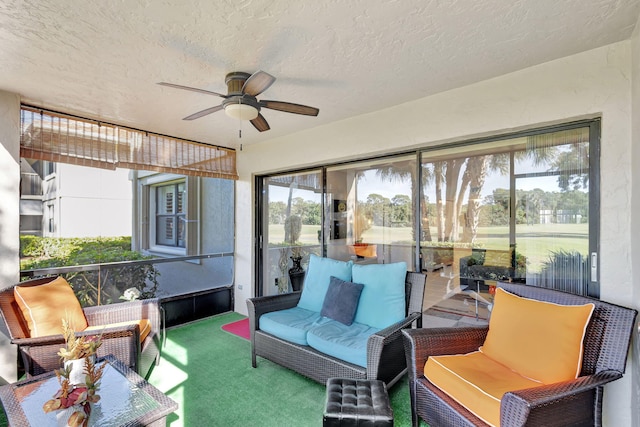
left=289, top=256, right=306, bottom=292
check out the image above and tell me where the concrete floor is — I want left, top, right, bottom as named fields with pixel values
left=421, top=264, right=490, bottom=328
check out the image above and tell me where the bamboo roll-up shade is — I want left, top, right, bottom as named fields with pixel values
left=20, top=106, right=238, bottom=180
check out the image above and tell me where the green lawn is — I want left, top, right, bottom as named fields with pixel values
left=268, top=224, right=321, bottom=245
left=268, top=223, right=588, bottom=273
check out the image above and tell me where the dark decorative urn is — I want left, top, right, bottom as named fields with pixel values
left=288, top=256, right=306, bottom=292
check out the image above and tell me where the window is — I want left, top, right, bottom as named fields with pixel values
left=47, top=204, right=54, bottom=234
left=155, top=182, right=186, bottom=248
left=138, top=174, right=198, bottom=257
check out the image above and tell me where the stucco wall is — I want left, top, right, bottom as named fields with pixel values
left=630, top=12, right=640, bottom=427
left=0, top=90, right=21, bottom=384
left=236, top=41, right=636, bottom=425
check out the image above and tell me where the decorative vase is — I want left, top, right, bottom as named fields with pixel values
left=289, top=256, right=305, bottom=292
left=55, top=403, right=90, bottom=427
left=64, top=358, right=90, bottom=385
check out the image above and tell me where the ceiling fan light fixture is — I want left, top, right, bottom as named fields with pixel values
left=225, top=103, right=259, bottom=120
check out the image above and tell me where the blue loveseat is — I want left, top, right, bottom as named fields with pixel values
left=247, top=255, right=427, bottom=387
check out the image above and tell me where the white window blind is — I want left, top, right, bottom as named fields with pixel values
left=20, top=105, right=238, bottom=180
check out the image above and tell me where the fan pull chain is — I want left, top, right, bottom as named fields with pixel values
left=238, top=98, right=243, bottom=139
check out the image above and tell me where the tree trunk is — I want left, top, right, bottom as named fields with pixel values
left=434, top=162, right=444, bottom=241
left=443, top=159, right=464, bottom=241
left=462, top=156, right=488, bottom=243
left=455, top=167, right=471, bottom=241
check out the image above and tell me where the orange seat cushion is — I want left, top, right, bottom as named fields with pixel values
left=425, top=351, right=541, bottom=427
left=84, top=319, right=152, bottom=342
left=480, top=287, right=594, bottom=384
left=14, top=276, right=88, bottom=337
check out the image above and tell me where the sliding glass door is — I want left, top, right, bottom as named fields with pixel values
left=256, top=120, right=600, bottom=314
left=514, top=127, right=593, bottom=295
left=325, top=155, right=417, bottom=268
left=419, top=122, right=598, bottom=323
left=258, top=170, right=323, bottom=296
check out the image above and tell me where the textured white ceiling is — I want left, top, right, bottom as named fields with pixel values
left=0, top=0, right=638, bottom=150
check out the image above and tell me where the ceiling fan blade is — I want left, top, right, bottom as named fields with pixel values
left=250, top=113, right=270, bottom=132
left=158, top=82, right=227, bottom=98
left=261, top=100, right=319, bottom=116
left=183, top=104, right=224, bottom=120
left=242, top=71, right=276, bottom=97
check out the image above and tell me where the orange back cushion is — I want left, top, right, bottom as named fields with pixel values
left=480, top=287, right=594, bottom=384
left=14, top=277, right=88, bottom=337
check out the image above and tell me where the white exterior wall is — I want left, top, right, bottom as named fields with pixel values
left=630, top=12, right=640, bottom=427
left=0, top=90, right=21, bottom=384
left=236, top=42, right=637, bottom=426
left=49, top=164, right=132, bottom=238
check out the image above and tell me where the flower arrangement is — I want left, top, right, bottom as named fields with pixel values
left=42, top=318, right=106, bottom=427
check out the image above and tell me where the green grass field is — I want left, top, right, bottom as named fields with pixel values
left=268, top=222, right=588, bottom=273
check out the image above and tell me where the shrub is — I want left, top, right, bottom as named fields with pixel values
left=20, top=236, right=159, bottom=306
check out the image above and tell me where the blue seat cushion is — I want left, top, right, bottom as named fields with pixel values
left=297, top=254, right=353, bottom=312
left=352, top=262, right=407, bottom=329
left=260, top=307, right=326, bottom=346
left=307, top=320, right=380, bottom=367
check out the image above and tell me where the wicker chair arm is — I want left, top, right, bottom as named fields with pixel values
left=247, top=292, right=302, bottom=330
left=12, top=323, right=140, bottom=347
left=369, top=312, right=421, bottom=343
left=402, top=327, right=489, bottom=380
left=365, top=312, right=421, bottom=382
left=501, top=371, right=623, bottom=426
left=83, top=298, right=161, bottom=335
left=14, top=324, right=142, bottom=376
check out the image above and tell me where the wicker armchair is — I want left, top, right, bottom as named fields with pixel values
left=0, top=276, right=162, bottom=379
left=248, top=271, right=426, bottom=387
left=402, top=282, right=637, bottom=427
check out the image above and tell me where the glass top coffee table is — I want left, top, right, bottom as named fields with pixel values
left=0, top=355, right=177, bottom=426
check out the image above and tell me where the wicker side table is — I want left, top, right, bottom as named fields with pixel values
left=323, top=377, right=393, bottom=426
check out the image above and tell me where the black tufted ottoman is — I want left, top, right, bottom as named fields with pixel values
left=323, top=378, right=394, bottom=426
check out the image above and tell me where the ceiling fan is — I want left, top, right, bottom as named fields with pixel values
left=158, top=71, right=319, bottom=132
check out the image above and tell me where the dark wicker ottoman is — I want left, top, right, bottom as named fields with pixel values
left=323, top=378, right=394, bottom=426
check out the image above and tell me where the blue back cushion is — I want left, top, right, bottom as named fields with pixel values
left=352, top=262, right=407, bottom=328
left=297, top=255, right=353, bottom=312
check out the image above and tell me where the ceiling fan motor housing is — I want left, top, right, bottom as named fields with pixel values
left=225, top=72, right=251, bottom=95
left=223, top=72, right=260, bottom=119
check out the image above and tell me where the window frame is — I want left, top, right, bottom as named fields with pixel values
left=139, top=173, right=200, bottom=258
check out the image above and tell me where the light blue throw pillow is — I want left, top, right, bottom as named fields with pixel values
left=352, top=262, right=407, bottom=329
left=297, top=254, right=353, bottom=313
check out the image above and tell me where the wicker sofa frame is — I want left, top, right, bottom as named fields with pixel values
left=247, top=271, right=427, bottom=387
left=0, top=276, right=162, bottom=379
left=402, top=281, right=638, bottom=427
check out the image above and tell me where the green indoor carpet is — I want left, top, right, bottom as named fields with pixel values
left=0, top=312, right=426, bottom=427
left=147, top=312, right=426, bottom=426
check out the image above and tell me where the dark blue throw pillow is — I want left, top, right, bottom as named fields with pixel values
left=320, top=276, right=364, bottom=326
